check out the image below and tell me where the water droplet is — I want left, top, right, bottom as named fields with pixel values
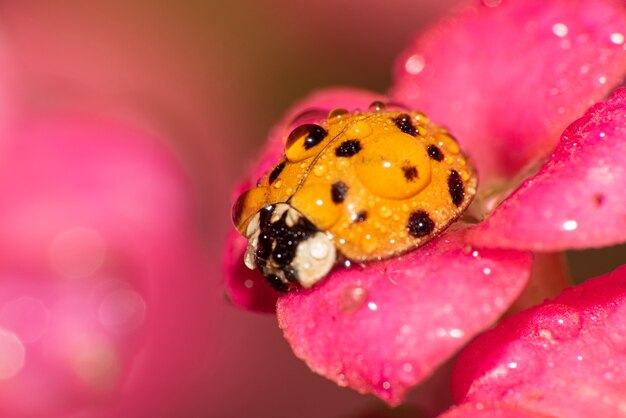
left=313, top=164, right=326, bottom=177
left=244, top=279, right=254, bottom=289
left=562, top=220, right=578, bottom=231
left=552, top=23, right=568, bottom=38
left=346, top=121, right=373, bottom=138
left=405, top=54, right=425, bottom=75
left=611, top=33, right=624, bottom=45
left=273, top=179, right=283, bottom=189
left=309, top=238, right=330, bottom=260
left=483, top=267, right=492, bottom=275
left=336, top=373, right=348, bottom=387
left=328, top=108, right=349, bottom=124
left=599, top=76, right=607, bottom=85
left=526, top=304, right=581, bottom=343
left=449, top=329, right=464, bottom=339
left=338, top=286, right=368, bottom=313
left=508, top=362, right=518, bottom=369
left=378, top=206, right=392, bottom=219
left=368, top=101, right=385, bottom=112
left=367, top=301, right=378, bottom=311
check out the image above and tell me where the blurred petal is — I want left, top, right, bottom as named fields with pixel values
left=468, top=87, right=626, bottom=251
left=452, top=265, right=626, bottom=418
left=0, top=115, right=210, bottom=417
left=440, top=403, right=556, bottom=418
left=391, top=0, right=626, bottom=182
left=224, top=88, right=385, bottom=311
left=277, top=228, right=532, bottom=406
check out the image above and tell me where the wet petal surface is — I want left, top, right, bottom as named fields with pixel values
left=469, top=87, right=626, bottom=251
left=277, top=228, right=532, bottom=405
left=391, top=0, right=626, bottom=182
left=452, top=265, right=626, bottom=418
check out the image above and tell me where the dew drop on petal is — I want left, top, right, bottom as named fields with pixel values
left=405, top=54, right=425, bottom=75
left=611, top=33, right=625, bottom=45
left=526, top=304, right=582, bottom=343
left=338, top=286, right=368, bottom=314
left=552, top=22, right=569, bottom=38
left=562, top=220, right=578, bottom=231
left=449, top=328, right=464, bottom=339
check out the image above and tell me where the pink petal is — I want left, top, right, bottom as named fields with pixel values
left=468, top=87, right=626, bottom=251
left=277, top=227, right=532, bottom=406
left=391, top=0, right=626, bottom=182
left=223, top=88, right=385, bottom=312
left=451, top=265, right=626, bottom=418
left=0, top=115, right=211, bottom=417
left=440, top=403, right=556, bottom=418
left=223, top=229, right=278, bottom=313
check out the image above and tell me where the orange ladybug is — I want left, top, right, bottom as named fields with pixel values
left=232, top=102, right=477, bottom=292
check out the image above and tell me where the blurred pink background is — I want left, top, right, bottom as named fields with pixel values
left=0, top=1, right=620, bottom=417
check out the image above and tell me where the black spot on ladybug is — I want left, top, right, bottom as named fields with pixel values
left=393, top=114, right=418, bottom=136
left=269, top=161, right=286, bottom=184
left=402, top=165, right=418, bottom=181
left=407, top=210, right=435, bottom=238
left=448, top=170, right=465, bottom=206
left=336, top=140, right=362, bottom=157
left=354, top=211, right=368, bottom=223
left=331, top=181, right=349, bottom=204
left=304, top=125, right=328, bottom=149
left=287, top=124, right=328, bottom=150
left=427, top=145, right=444, bottom=162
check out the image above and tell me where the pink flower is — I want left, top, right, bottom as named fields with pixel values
left=225, top=0, right=626, bottom=410
left=446, top=265, right=626, bottom=418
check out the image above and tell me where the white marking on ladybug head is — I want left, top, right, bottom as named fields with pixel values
left=292, top=232, right=336, bottom=288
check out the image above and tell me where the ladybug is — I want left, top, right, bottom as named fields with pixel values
left=232, top=102, right=477, bottom=292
